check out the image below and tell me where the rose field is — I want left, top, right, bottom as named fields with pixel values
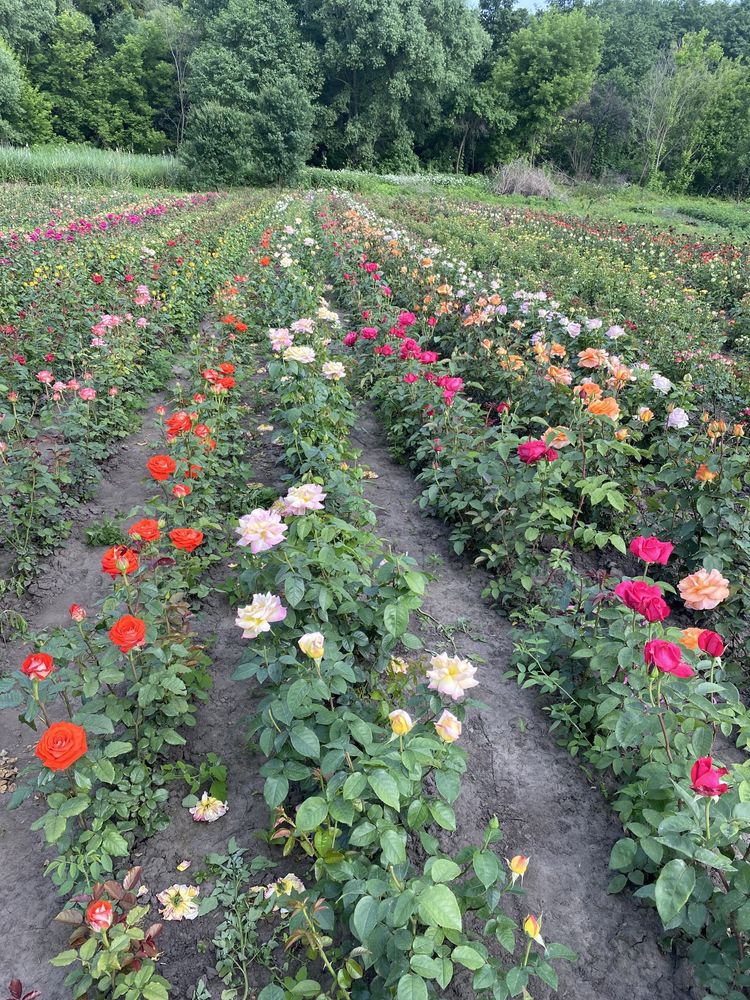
left=2, top=180, right=750, bottom=1000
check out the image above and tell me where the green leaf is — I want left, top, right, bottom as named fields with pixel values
left=452, top=945, right=485, bottom=970
left=397, top=974, right=428, bottom=1000
left=368, top=770, right=400, bottom=810
left=430, top=859, right=461, bottom=883
left=258, top=987, right=285, bottom=1000
left=505, top=966, right=529, bottom=996
left=655, top=859, right=695, bottom=925
left=473, top=850, right=500, bottom=888
left=609, top=837, right=637, bottom=871
left=429, top=800, right=456, bottom=831
left=50, top=949, right=78, bottom=967
left=295, top=796, right=328, bottom=832
left=102, top=829, right=129, bottom=856
left=263, top=775, right=289, bottom=808
left=384, top=601, right=410, bottom=637
left=92, top=759, right=116, bottom=784
left=105, top=741, right=133, bottom=758
left=343, top=772, right=367, bottom=799
left=284, top=576, right=305, bottom=608
left=290, top=725, right=320, bottom=759
left=418, top=884, right=462, bottom=932
left=404, top=571, right=426, bottom=595
left=352, top=896, right=381, bottom=942
left=45, top=814, right=67, bottom=843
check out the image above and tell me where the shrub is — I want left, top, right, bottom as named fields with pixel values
left=489, top=158, right=560, bottom=198
left=180, top=102, right=253, bottom=186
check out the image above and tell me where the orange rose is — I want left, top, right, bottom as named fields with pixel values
left=147, top=454, right=177, bottom=482
left=128, top=518, right=160, bottom=542
left=101, top=545, right=139, bottom=577
left=637, top=407, right=654, bottom=423
left=108, top=614, right=146, bottom=653
left=576, top=380, right=602, bottom=400
left=695, top=463, right=717, bottom=482
left=679, top=627, right=704, bottom=650
left=35, top=721, right=88, bottom=771
left=587, top=397, right=620, bottom=420
left=678, top=568, right=730, bottom=610
left=614, top=428, right=628, bottom=441
left=169, top=528, right=204, bottom=553
left=707, top=420, right=726, bottom=439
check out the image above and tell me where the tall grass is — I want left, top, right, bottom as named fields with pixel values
left=0, top=145, right=187, bottom=189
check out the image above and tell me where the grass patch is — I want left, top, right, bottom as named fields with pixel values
left=0, top=145, right=187, bottom=189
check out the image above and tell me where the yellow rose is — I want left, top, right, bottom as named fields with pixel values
left=298, top=632, right=325, bottom=660
left=388, top=709, right=413, bottom=737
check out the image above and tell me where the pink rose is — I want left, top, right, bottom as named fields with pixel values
left=644, top=639, right=694, bottom=678
left=629, top=535, right=674, bottom=565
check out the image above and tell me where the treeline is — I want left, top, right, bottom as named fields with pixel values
left=1, top=0, right=750, bottom=194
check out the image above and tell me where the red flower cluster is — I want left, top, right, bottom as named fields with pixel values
left=614, top=579, right=670, bottom=622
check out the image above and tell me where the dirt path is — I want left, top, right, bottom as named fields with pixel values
left=352, top=405, right=697, bottom=1000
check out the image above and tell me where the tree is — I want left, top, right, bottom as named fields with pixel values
left=633, top=31, right=726, bottom=188
left=28, top=10, right=101, bottom=144
left=487, top=9, right=603, bottom=160
left=145, top=1, right=195, bottom=145
left=182, top=0, right=317, bottom=182
left=0, top=0, right=55, bottom=54
left=478, top=0, right=528, bottom=53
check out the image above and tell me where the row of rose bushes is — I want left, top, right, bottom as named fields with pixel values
left=310, top=194, right=750, bottom=997
left=324, top=194, right=750, bottom=658
left=368, top=191, right=746, bottom=391
left=208, top=209, right=577, bottom=999
left=1, top=207, right=281, bottom=998
left=439, top=199, right=749, bottom=313
left=0, top=191, right=266, bottom=593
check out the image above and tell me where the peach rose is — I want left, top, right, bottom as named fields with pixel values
left=678, top=568, right=730, bottom=610
left=678, top=627, right=703, bottom=650
left=577, top=347, right=608, bottom=368
left=587, top=397, right=620, bottom=420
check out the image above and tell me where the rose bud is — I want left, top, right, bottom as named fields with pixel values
left=698, top=630, right=724, bottom=658
left=388, top=710, right=414, bottom=737
left=69, top=604, right=87, bottom=622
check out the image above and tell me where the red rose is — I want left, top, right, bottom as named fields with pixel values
left=698, top=630, right=724, bottom=657
left=628, top=535, right=674, bottom=565
left=91, top=273, right=104, bottom=284
left=169, top=528, right=204, bottom=552
left=101, top=545, right=139, bottom=577
left=35, top=721, right=88, bottom=771
left=108, top=615, right=146, bottom=653
left=690, top=756, right=729, bottom=796
left=128, top=518, right=160, bottom=543
left=517, top=439, right=548, bottom=464
left=172, top=484, right=191, bottom=498
left=185, top=464, right=202, bottom=479
left=219, top=362, right=235, bottom=373
left=69, top=604, right=87, bottom=622
left=21, top=652, right=54, bottom=680
left=165, top=411, right=192, bottom=438
left=644, top=639, right=694, bottom=678
left=147, top=454, right=177, bottom=481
